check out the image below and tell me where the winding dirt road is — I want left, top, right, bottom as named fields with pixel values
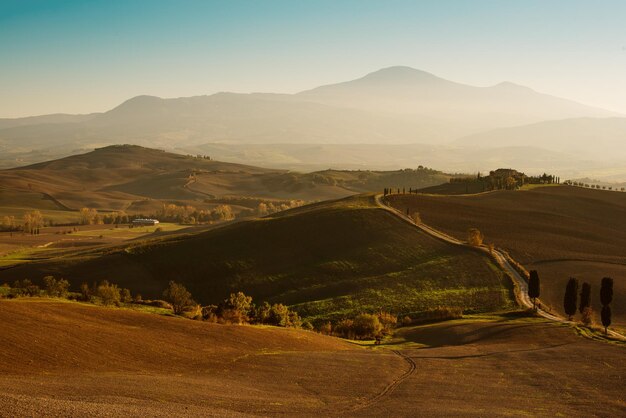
left=374, top=193, right=625, bottom=340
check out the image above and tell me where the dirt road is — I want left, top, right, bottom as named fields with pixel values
left=375, top=193, right=625, bottom=340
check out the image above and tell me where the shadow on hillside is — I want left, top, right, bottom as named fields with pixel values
left=394, top=321, right=551, bottom=348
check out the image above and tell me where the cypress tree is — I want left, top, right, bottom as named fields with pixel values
left=528, top=270, right=540, bottom=311
left=563, top=277, right=579, bottom=320
left=601, top=305, right=612, bottom=334
left=579, top=282, right=591, bottom=314
left=600, top=277, right=614, bottom=334
left=600, top=277, right=613, bottom=306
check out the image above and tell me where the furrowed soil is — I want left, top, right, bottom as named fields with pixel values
left=1, top=300, right=624, bottom=417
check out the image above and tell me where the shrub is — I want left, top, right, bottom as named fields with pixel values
left=253, top=301, right=272, bottom=324
left=120, top=288, right=132, bottom=303
left=377, top=312, right=398, bottom=335
left=266, top=303, right=290, bottom=326
left=12, top=279, right=40, bottom=297
left=402, top=316, right=412, bottom=326
left=334, top=319, right=355, bottom=339
left=184, top=304, right=203, bottom=320
left=467, top=228, right=484, bottom=246
left=410, top=307, right=463, bottom=324
left=581, top=307, right=594, bottom=327
left=220, top=308, right=248, bottom=324
left=96, top=280, right=121, bottom=306
left=79, top=282, right=91, bottom=301
left=201, top=305, right=219, bottom=322
left=317, top=322, right=332, bottom=335
left=352, top=314, right=383, bottom=339
left=301, top=320, right=314, bottom=331
left=43, top=276, right=70, bottom=298
left=288, top=310, right=302, bottom=328
left=224, top=292, right=253, bottom=318
left=163, top=281, right=196, bottom=315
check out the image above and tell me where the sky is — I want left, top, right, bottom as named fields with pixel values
left=1, top=0, right=625, bottom=117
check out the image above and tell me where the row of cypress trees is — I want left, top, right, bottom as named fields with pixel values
left=563, top=277, right=613, bottom=333
left=528, top=271, right=614, bottom=334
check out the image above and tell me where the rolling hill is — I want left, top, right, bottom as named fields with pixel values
left=0, top=145, right=449, bottom=221
left=0, top=299, right=396, bottom=416
left=0, top=194, right=512, bottom=322
left=456, top=117, right=626, bottom=159
left=387, top=186, right=626, bottom=327
left=1, top=299, right=624, bottom=416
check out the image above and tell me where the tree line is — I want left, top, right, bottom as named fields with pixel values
left=527, top=271, right=615, bottom=334
left=0, top=278, right=304, bottom=330
left=1, top=211, right=44, bottom=234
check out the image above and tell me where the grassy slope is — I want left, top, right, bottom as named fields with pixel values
left=0, top=195, right=511, bottom=321
left=387, top=186, right=626, bottom=327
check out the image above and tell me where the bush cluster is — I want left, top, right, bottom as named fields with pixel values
left=193, top=290, right=302, bottom=328
left=321, top=312, right=398, bottom=340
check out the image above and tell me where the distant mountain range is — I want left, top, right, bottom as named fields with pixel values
left=1, top=66, right=624, bottom=180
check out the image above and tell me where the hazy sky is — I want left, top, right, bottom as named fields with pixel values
left=1, top=0, right=626, bottom=117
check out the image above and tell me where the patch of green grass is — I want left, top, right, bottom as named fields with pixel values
left=0, top=206, right=79, bottom=225
left=0, top=247, right=53, bottom=266
left=71, top=223, right=186, bottom=238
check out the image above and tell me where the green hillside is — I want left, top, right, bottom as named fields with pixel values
left=0, top=194, right=512, bottom=321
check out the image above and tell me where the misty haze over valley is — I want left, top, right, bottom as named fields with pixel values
left=1, top=66, right=625, bottom=181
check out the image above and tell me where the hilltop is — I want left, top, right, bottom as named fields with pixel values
left=0, top=145, right=449, bottom=221
left=387, top=186, right=626, bottom=327
left=0, top=194, right=510, bottom=322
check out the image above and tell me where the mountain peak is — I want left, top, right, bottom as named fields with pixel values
left=491, top=81, right=534, bottom=92
left=360, top=66, right=442, bottom=83
left=106, top=95, right=163, bottom=114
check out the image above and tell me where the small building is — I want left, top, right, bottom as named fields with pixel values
left=132, top=218, right=160, bottom=226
